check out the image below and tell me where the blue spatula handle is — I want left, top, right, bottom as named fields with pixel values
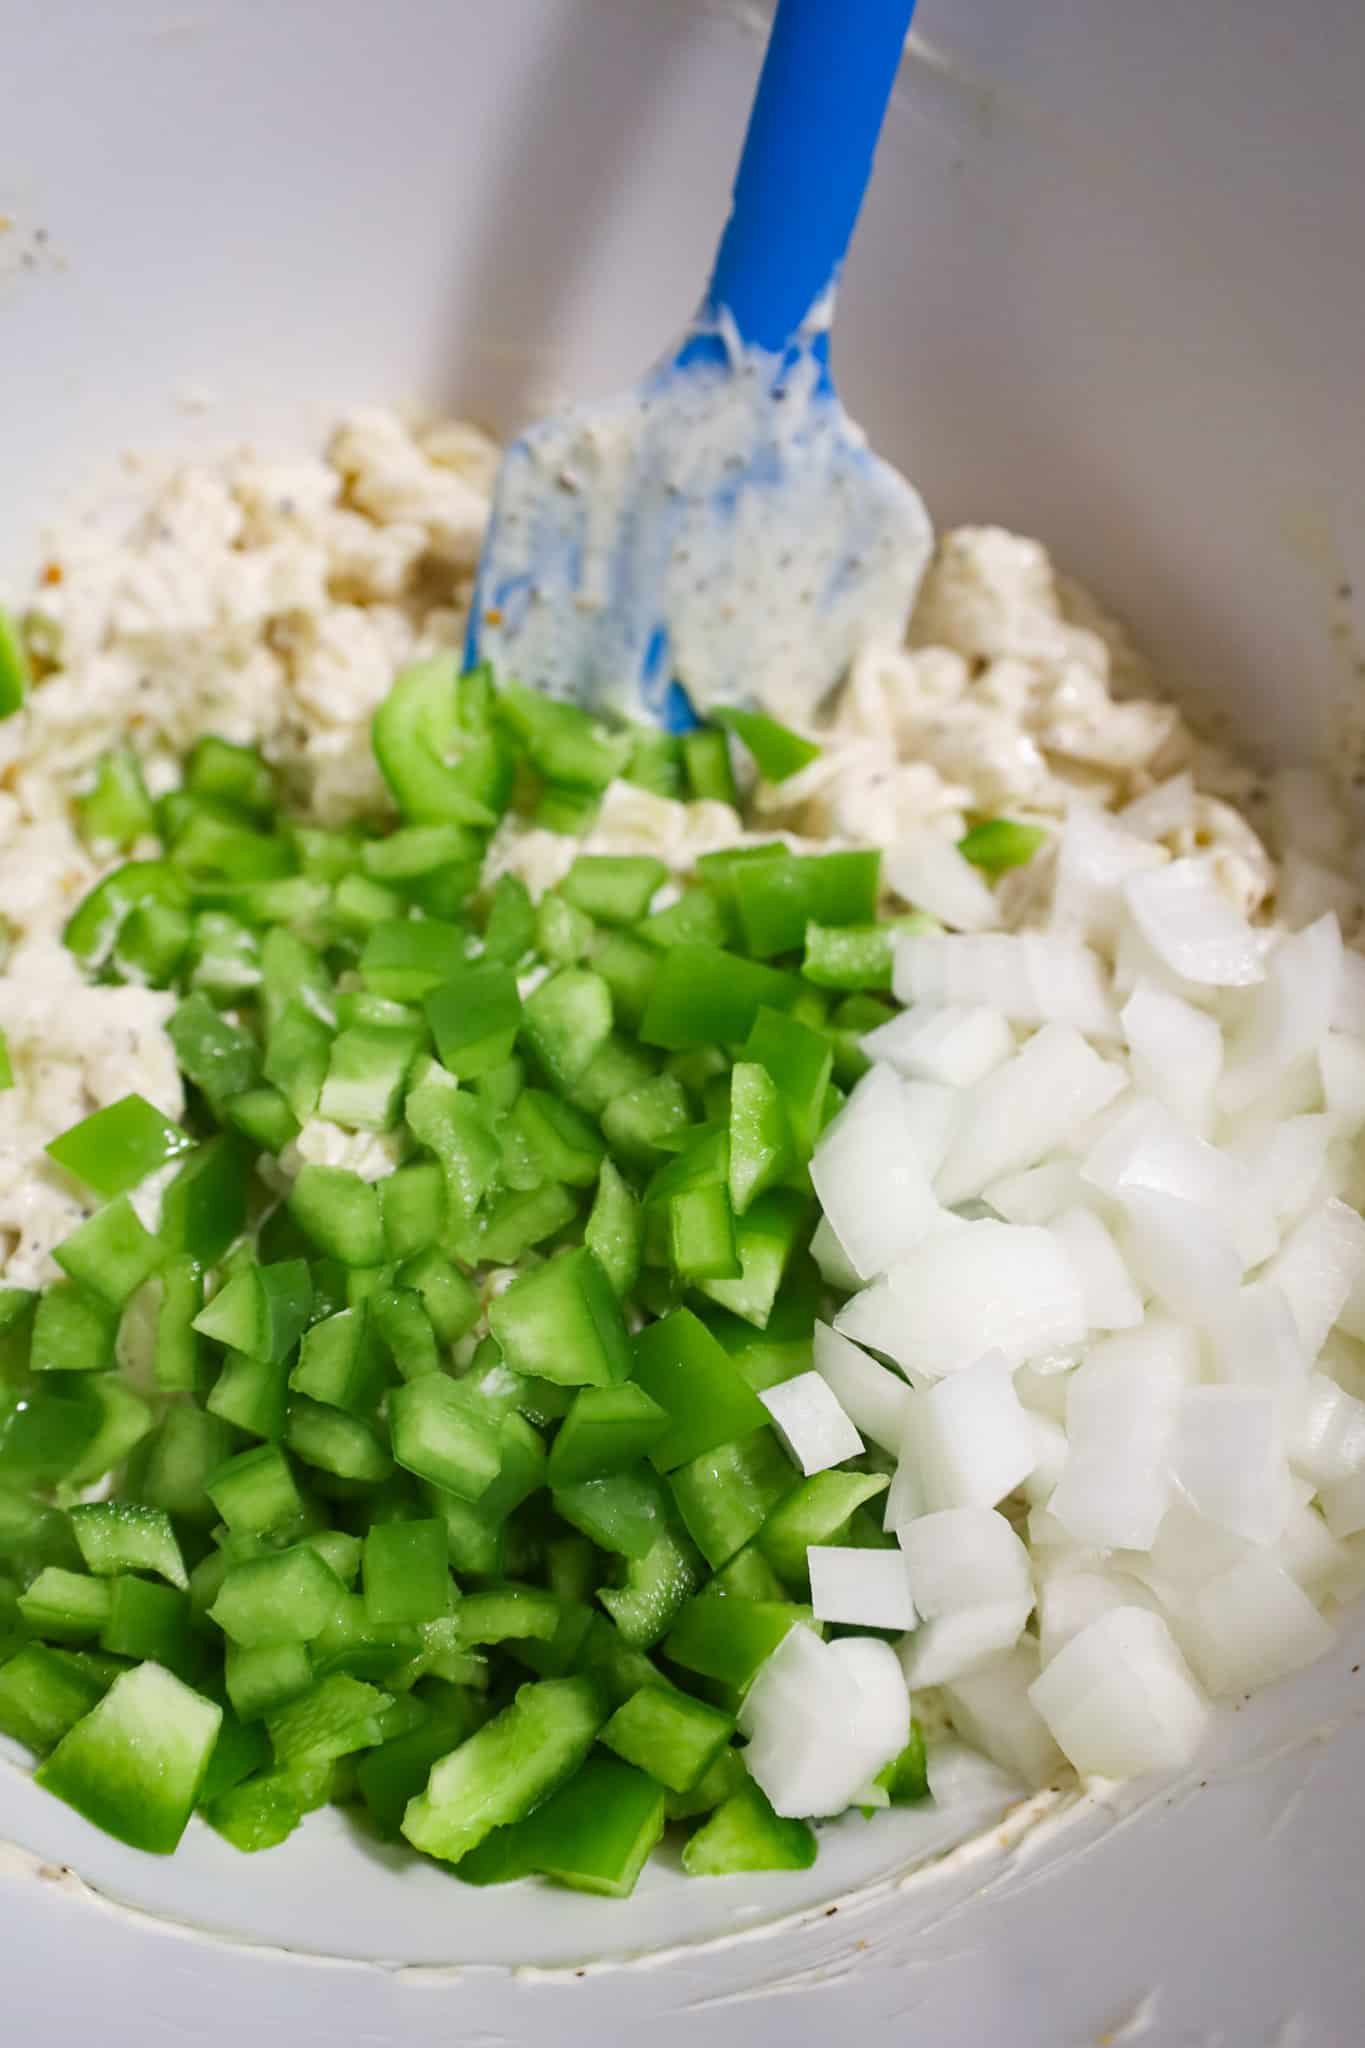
left=702, top=0, right=918, bottom=354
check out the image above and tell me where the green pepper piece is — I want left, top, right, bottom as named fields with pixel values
left=158, top=1137, right=250, bottom=1266
left=53, top=1197, right=164, bottom=1309
left=631, top=1310, right=769, bottom=1470
left=583, top=1158, right=643, bottom=1301
left=663, top=1593, right=804, bottom=1690
left=422, top=964, right=522, bottom=1081
left=711, top=706, right=820, bottom=784
left=693, top=1188, right=812, bottom=1330
left=682, top=1776, right=816, bottom=1874
left=35, top=1661, right=221, bottom=1854
left=167, top=991, right=261, bottom=1104
left=756, top=1470, right=890, bottom=1590
left=29, top=1282, right=119, bottom=1375
left=639, top=944, right=801, bottom=1051
left=77, top=748, right=155, bottom=849
left=546, top=1383, right=668, bottom=1487
left=597, top=1524, right=705, bottom=1650
left=490, top=1248, right=632, bottom=1388
left=667, top=1428, right=796, bottom=1570
left=681, top=726, right=739, bottom=806
left=401, top=1674, right=607, bottom=1866
left=64, top=861, right=191, bottom=970
left=459, top=1752, right=666, bottom=1899
left=733, top=849, right=880, bottom=959
left=601, top=1684, right=734, bottom=1795
left=371, top=655, right=512, bottom=826
left=521, top=968, right=613, bottom=1091
left=958, top=817, right=1048, bottom=873
left=743, top=1007, right=833, bottom=1160
left=69, top=1502, right=187, bottom=1589
left=0, top=604, right=31, bottom=717
left=561, top=854, right=667, bottom=926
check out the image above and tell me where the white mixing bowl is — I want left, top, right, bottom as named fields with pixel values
left=4, top=2, right=1365, bottom=2040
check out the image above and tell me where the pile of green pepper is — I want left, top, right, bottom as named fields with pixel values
left=0, top=650, right=1053, bottom=1892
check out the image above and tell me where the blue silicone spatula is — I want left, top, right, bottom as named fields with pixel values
left=467, top=0, right=930, bottom=733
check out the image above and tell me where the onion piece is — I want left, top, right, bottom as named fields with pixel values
left=1020, top=1411, right=1069, bottom=1505
left=808, top=1545, right=916, bottom=1630
left=1218, top=914, right=1342, bottom=1114
left=1287, top=1370, right=1365, bottom=1488
left=983, top=1159, right=1090, bottom=1225
left=809, top=1213, right=862, bottom=1295
left=940, top=1641, right=1064, bottom=1789
left=885, top=830, right=1002, bottom=934
left=1332, top=949, right=1365, bottom=1037
left=836, top=1220, right=1086, bottom=1380
left=1124, top=857, right=1265, bottom=988
left=1207, top=1281, right=1309, bottom=1420
left=902, top=1349, right=1036, bottom=1511
left=1049, top=1322, right=1197, bottom=1550
left=1049, top=1205, right=1144, bottom=1331
left=1178, top=1558, right=1335, bottom=1698
left=812, top=1321, right=910, bottom=1454
left=894, top=931, right=1118, bottom=1040
left=1049, top=807, right=1167, bottom=953
left=935, top=1023, right=1127, bottom=1206
left=1081, top=1095, right=1269, bottom=1265
left=811, top=1064, right=944, bottom=1282
left=1319, top=1469, right=1365, bottom=1540
left=1037, top=1563, right=1161, bottom=1667
left=897, top=1507, right=1035, bottom=1687
left=1028, top=1606, right=1211, bottom=1777
left=1121, top=980, right=1223, bottom=1136
left=1119, top=1187, right=1244, bottom=1321
left=1319, top=1031, right=1365, bottom=1136
left=861, top=1003, right=1014, bottom=1089
left=1117, top=772, right=1196, bottom=841
left=1171, top=1386, right=1290, bottom=1544
left=1267, top=1196, right=1365, bottom=1356
left=739, top=1626, right=909, bottom=1817
left=758, top=1371, right=862, bottom=1476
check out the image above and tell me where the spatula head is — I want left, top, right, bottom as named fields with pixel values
left=468, top=331, right=933, bottom=731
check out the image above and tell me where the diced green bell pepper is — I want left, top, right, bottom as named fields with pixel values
left=489, top=1248, right=631, bottom=1388
left=682, top=1776, right=816, bottom=1874
left=35, top=1661, right=222, bottom=1854
left=602, top=1683, right=734, bottom=1795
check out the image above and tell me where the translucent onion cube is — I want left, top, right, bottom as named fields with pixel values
left=808, top=1545, right=916, bottom=1630
left=1028, top=1606, right=1210, bottom=1777
left=941, top=1639, right=1064, bottom=1789
left=758, top=1370, right=863, bottom=1476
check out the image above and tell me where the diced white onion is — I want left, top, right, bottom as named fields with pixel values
left=1332, top=949, right=1365, bottom=1037
left=1277, top=1490, right=1351, bottom=1588
left=901, top=1349, right=1036, bottom=1511
left=1287, top=1370, right=1365, bottom=1488
left=811, top=1064, right=944, bottom=1282
left=1207, top=1281, right=1309, bottom=1420
left=1036, top=1563, right=1161, bottom=1667
left=1082, top=1095, right=1268, bottom=1265
left=1049, top=1323, right=1196, bottom=1549
left=808, top=1545, right=916, bottom=1630
left=1320, top=1031, right=1365, bottom=1136
left=940, top=1641, right=1064, bottom=1788
left=983, top=1160, right=1089, bottom=1225
left=1268, top=1197, right=1365, bottom=1356
left=894, top=931, right=1118, bottom=1040
left=812, top=1321, right=911, bottom=1453
left=1178, top=1558, right=1335, bottom=1697
left=935, top=1023, right=1128, bottom=1206
left=1117, top=771, right=1197, bottom=841
left=1121, top=981, right=1223, bottom=1136
left=861, top=1002, right=1014, bottom=1089
left=1020, top=1410, right=1069, bottom=1505
left=1171, top=1386, right=1290, bottom=1544
left=1049, top=1205, right=1143, bottom=1331
left=1028, top=1606, right=1211, bottom=1777
left=836, top=1221, right=1086, bottom=1380
left=884, top=831, right=1002, bottom=934
left=1049, top=806, right=1167, bottom=953
left=739, top=1626, right=909, bottom=1818
left=1319, top=1469, right=1365, bottom=1540
left=1120, top=1187, right=1244, bottom=1321
left=809, top=1213, right=863, bottom=1294
left=897, top=1508, right=1034, bottom=1687
left=758, top=1371, right=863, bottom=1476
left=1219, top=915, right=1342, bottom=1114
left=1124, top=858, right=1265, bottom=988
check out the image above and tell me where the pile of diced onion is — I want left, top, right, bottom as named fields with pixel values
left=739, top=799, right=1365, bottom=1816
